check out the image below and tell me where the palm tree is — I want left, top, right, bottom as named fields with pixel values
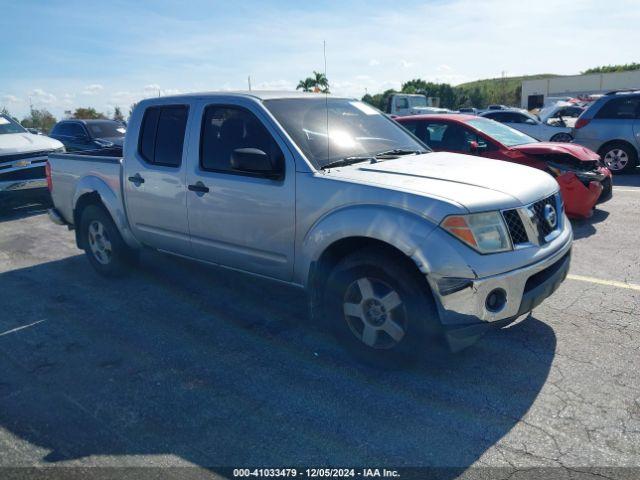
left=296, top=78, right=315, bottom=92
left=312, top=70, right=329, bottom=93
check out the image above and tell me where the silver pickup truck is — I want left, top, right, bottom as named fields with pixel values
left=47, top=92, right=572, bottom=364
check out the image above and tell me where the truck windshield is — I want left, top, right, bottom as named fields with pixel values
left=466, top=117, right=537, bottom=147
left=410, top=96, right=428, bottom=107
left=263, top=98, right=428, bottom=169
left=0, top=114, right=27, bottom=135
left=87, top=121, right=126, bottom=138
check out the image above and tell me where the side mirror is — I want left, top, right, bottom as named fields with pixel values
left=469, top=140, right=485, bottom=154
left=231, top=148, right=281, bottom=178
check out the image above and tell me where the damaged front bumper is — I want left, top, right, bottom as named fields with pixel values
left=430, top=232, right=572, bottom=352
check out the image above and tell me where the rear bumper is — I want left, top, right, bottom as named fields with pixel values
left=435, top=237, right=572, bottom=352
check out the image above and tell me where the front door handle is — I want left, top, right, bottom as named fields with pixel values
left=188, top=181, right=210, bottom=194
left=128, top=173, right=145, bottom=186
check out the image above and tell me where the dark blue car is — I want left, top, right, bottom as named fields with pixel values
left=49, top=119, right=126, bottom=152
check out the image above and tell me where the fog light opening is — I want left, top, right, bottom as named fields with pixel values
left=485, top=288, right=507, bottom=313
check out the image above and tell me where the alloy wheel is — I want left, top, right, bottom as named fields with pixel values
left=342, top=277, right=407, bottom=349
left=603, top=148, right=629, bottom=171
left=551, top=133, right=572, bottom=142
left=87, top=220, right=112, bottom=265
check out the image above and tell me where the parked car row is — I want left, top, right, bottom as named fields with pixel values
left=46, top=92, right=573, bottom=365
left=396, top=114, right=611, bottom=219
left=0, top=117, right=126, bottom=211
left=0, top=113, right=64, bottom=209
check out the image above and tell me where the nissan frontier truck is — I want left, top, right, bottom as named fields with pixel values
left=46, top=92, right=572, bottom=365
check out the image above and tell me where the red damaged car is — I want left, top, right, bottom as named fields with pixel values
left=397, top=114, right=612, bottom=218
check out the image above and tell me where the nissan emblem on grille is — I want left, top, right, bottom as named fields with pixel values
left=544, top=204, right=557, bottom=229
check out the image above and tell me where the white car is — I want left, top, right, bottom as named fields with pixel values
left=538, top=102, right=585, bottom=128
left=479, top=109, right=573, bottom=142
left=0, top=114, right=64, bottom=208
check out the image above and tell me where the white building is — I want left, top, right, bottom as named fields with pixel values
left=521, top=70, right=640, bottom=109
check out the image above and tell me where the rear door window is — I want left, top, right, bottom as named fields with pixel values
left=138, top=105, right=189, bottom=167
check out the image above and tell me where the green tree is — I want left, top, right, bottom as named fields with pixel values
left=297, top=71, right=330, bottom=93
left=312, top=70, right=329, bottom=93
left=73, top=107, right=106, bottom=119
left=583, top=63, right=640, bottom=74
left=113, top=106, right=124, bottom=122
left=296, top=78, right=315, bottom=92
left=21, top=108, right=57, bottom=133
left=129, top=103, right=137, bottom=118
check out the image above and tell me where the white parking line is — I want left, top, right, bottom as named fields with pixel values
left=567, top=274, right=640, bottom=291
left=612, top=188, right=640, bottom=192
left=0, top=319, right=46, bottom=337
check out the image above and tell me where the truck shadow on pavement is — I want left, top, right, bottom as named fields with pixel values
left=0, top=251, right=556, bottom=475
left=570, top=208, right=610, bottom=240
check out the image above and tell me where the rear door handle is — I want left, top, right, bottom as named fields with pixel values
left=188, top=181, right=210, bottom=194
left=128, top=173, right=145, bottom=186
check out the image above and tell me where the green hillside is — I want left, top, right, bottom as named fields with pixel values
left=455, top=74, right=559, bottom=107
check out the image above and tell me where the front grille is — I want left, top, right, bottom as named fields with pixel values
left=531, top=195, right=557, bottom=237
left=503, top=209, right=528, bottom=244
left=0, top=166, right=46, bottom=182
left=0, top=150, right=52, bottom=166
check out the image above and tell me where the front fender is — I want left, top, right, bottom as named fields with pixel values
left=74, top=176, right=141, bottom=250
left=295, top=204, right=438, bottom=287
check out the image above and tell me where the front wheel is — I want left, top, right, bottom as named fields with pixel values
left=323, top=247, right=441, bottom=367
left=550, top=132, right=573, bottom=142
left=79, top=205, right=138, bottom=277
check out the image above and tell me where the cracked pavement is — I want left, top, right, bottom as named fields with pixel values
left=0, top=176, right=638, bottom=478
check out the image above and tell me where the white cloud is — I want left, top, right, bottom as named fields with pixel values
left=399, top=60, right=414, bottom=69
left=436, top=64, right=452, bottom=72
left=82, top=84, right=104, bottom=95
left=143, top=84, right=161, bottom=94
left=2, top=94, right=22, bottom=104
left=368, top=59, right=380, bottom=67
left=31, top=88, right=57, bottom=104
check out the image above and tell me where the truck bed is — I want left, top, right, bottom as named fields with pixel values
left=48, top=150, right=123, bottom=226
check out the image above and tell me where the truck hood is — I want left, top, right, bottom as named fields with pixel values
left=511, top=142, right=599, bottom=161
left=325, top=152, right=558, bottom=212
left=0, top=133, right=63, bottom=155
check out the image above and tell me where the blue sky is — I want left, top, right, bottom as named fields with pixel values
left=1, top=0, right=639, bottom=119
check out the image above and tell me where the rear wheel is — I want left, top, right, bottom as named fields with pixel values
left=600, top=142, right=638, bottom=173
left=550, top=132, right=573, bottom=142
left=79, top=205, right=138, bottom=277
left=323, top=247, right=441, bottom=367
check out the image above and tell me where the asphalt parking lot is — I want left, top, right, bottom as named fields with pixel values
left=0, top=175, right=639, bottom=478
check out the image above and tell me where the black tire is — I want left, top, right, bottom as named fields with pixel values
left=322, top=247, right=441, bottom=368
left=79, top=204, right=138, bottom=277
left=599, top=142, right=638, bottom=173
left=550, top=132, right=573, bottom=143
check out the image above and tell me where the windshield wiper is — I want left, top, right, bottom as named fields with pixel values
left=375, top=148, right=428, bottom=157
left=320, top=156, right=376, bottom=170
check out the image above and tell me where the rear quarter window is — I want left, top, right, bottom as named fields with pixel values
left=595, top=97, right=640, bottom=120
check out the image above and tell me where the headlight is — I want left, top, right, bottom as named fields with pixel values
left=441, top=212, right=512, bottom=254
left=53, top=146, right=66, bottom=153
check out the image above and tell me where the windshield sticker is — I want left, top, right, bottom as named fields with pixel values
left=117, top=127, right=126, bottom=134
left=0, top=117, right=9, bottom=125
left=350, top=101, right=378, bottom=115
